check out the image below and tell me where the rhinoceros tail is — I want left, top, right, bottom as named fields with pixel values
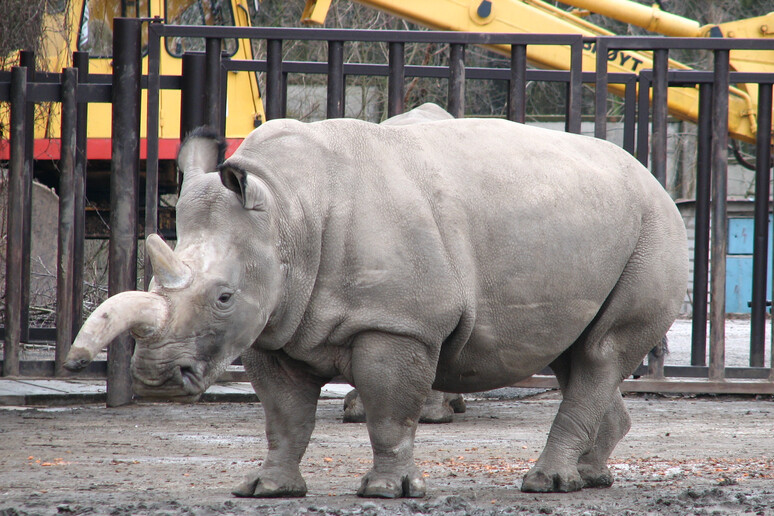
left=177, top=126, right=227, bottom=181
left=648, top=335, right=669, bottom=360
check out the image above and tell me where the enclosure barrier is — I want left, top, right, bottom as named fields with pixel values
left=1, top=22, right=774, bottom=403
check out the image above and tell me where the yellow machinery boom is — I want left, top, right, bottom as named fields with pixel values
left=302, top=0, right=774, bottom=143
left=2, top=0, right=265, bottom=163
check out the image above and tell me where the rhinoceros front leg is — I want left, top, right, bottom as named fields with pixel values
left=233, top=347, right=326, bottom=498
left=350, top=332, right=437, bottom=499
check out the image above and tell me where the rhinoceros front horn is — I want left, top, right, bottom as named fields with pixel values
left=63, top=291, right=168, bottom=372
left=146, top=234, right=191, bottom=289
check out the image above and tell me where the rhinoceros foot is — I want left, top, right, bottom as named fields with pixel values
left=342, top=389, right=366, bottom=423
left=357, top=466, right=426, bottom=499
left=577, top=463, right=615, bottom=488
left=232, top=467, right=307, bottom=498
left=521, top=465, right=583, bottom=493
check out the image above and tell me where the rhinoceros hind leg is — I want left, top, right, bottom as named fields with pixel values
left=344, top=389, right=464, bottom=424
left=540, top=353, right=630, bottom=490
left=232, top=467, right=307, bottom=498
left=342, top=389, right=366, bottom=423
left=449, top=393, right=466, bottom=414
left=577, top=390, right=631, bottom=488
left=418, top=390, right=454, bottom=424
left=523, top=220, right=682, bottom=494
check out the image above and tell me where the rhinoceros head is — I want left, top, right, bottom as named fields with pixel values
left=64, top=128, right=284, bottom=400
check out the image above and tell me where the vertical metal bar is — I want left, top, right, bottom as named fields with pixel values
left=566, top=40, right=582, bottom=134
left=327, top=40, right=344, bottom=119
left=19, top=51, right=34, bottom=344
left=709, top=49, right=730, bottom=382
left=72, top=52, right=89, bottom=338
left=180, top=53, right=207, bottom=137
left=108, top=18, right=142, bottom=406
left=145, top=25, right=162, bottom=290
left=266, top=39, right=283, bottom=120
left=508, top=43, right=526, bottom=124
left=447, top=43, right=465, bottom=118
left=691, top=82, right=712, bottom=367
left=205, top=37, right=222, bottom=133
left=55, top=68, right=78, bottom=376
left=219, top=65, right=228, bottom=136
left=388, top=41, right=405, bottom=118
left=636, top=74, right=650, bottom=166
left=3, top=66, right=27, bottom=377
left=753, top=83, right=773, bottom=367
left=281, top=72, right=288, bottom=118
left=594, top=38, right=608, bottom=139
left=651, top=48, right=669, bottom=186
left=622, top=76, right=636, bottom=155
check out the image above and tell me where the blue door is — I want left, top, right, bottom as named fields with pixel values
left=725, top=216, right=773, bottom=313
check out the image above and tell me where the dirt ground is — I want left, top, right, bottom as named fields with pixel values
left=1, top=391, right=773, bottom=516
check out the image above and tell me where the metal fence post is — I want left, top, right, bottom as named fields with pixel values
left=709, top=49, right=729, bottom=382
left=205, top=37, right=222, bottom=133
left=145, top=23, right=162, bottom=289
left=327, top=40, right=345, bottom=118
left=19, top=51, right=35, bottom=344
left=107, top=18, right=142, bottom=406
left=3, top=66, right=28, bottom=377
left=753, top=82, right=773, bottom=367
left=750, top=84, right=771, bottom=367
left=447, top=44, right=465, bottom=118
left=650, top=48, right=669, bottom=186
left=72, top=52, right=89, bottom=338
left=266, top=39, right=283, bottom=120
left=636, top=74, right=650, bottom=166
left=594, top=38, right=608, bottom=139
left=566, top=40, right=582, bottom=134
left=388, top=42, right=405, bottom=118
left=691, top=82, right=712, bottom=367
left=622, top=76, right=636, bottom=155
left=55, top=67, right=78, bottom=376
left=508, top=43, right=527, bottom=124
left=180, top=52, right=207, bottom=137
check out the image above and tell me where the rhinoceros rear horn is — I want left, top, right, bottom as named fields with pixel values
left=63, top=291, right=167, bottom=371
left=146, top=234, right=191, bottom=290
left=177, top=126, right=227, bottom=180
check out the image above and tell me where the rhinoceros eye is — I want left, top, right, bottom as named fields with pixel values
left=218, top=292, right=233, bottom=304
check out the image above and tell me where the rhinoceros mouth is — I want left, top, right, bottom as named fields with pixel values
left=132, top=362, right=207, bottom=399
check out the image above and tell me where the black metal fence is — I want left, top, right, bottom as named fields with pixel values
left=2, top=20, right=774, bottom=403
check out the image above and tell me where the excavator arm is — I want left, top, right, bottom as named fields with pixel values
left=301, top=0, right=774, bottom=143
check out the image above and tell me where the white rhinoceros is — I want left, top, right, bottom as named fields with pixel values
left=65, top=106, right=688, bottom=498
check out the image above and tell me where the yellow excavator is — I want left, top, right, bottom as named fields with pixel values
left=1, top=0, right=264, bottom=168
left=301, top=0, right=774, bottom=144
left=2, top=0, right=773, bottom=168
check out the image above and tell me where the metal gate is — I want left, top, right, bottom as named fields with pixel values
left=2, top=20, right=773, bottom=403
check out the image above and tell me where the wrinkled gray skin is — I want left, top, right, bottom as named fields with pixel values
left=343, top=104, right=467, bottom=425
left=65, top=103, right=688, bottom=498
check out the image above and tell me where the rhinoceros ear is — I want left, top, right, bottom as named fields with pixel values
left=219, top=164, right=267, bottom=211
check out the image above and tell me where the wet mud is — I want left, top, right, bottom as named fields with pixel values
left=1, top=392, right=773, bottom=515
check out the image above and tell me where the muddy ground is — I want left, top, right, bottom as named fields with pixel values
left=1, top=391, right=773, bottom=515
